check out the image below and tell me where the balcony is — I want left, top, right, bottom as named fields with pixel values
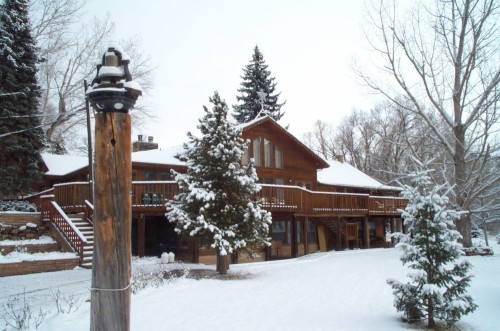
left=40, top=181, right=406, bottom=217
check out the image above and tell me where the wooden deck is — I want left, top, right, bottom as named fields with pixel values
left=35, top=181, right=406, bottom=217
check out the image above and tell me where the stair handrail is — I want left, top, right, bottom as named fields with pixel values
left=84, top=200, right=94, bottom=226
left=49, top=201, right=88, bottom=262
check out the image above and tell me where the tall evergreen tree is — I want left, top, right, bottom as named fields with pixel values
left=167, top=91, right=272, bottom=274
left=0, top=0, right=44, bottom=198
left=233, top=46, right=285, bottom=123
left=387, top=162, right=476, bottom=328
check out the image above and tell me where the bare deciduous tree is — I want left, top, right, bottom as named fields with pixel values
left=357, top=0, right=500, bottom=246
left=29, top=0, right=155, bottom=153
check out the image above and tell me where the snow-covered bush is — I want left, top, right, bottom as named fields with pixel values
left=387, top=163, right=477, bottom=328
left=0, top=200, right=38, bottom=212
left=50, top=288, right=83, bottom=314
left=131, top=265, right=189, bottom=294
left=1, top=291, right=48, bottom=330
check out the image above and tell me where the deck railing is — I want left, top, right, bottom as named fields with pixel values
left=84, top=200, right=94, bottom=226
left=47, top=181, right=405, bottom=216
left=54, top=182, right=91, bottom=212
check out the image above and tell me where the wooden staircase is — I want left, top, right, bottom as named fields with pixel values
left=68, top=214, right=94, bottom=269
left=318, top=218, right=348, bottom=250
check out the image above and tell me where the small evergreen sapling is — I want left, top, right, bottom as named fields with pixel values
left=166, top=91, right=272, bottom=274
left=387, top=165, right=477, bottom=328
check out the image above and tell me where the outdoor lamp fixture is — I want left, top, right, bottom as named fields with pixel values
left=86, top=46, right=142, bottom=112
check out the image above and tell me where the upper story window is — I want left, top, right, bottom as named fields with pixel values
left=145, top=171, right=157, bottom=181
left=264, top=138, right=273, bottom=167
left=253, top=137, right=261, bottom=166
left=248, top=136, right=284, bottom=169
left=242, top=145, right=250, bottom=165
left=275, top=147, right=284, bottom=168
left=159, top=171, right=172, bottom=181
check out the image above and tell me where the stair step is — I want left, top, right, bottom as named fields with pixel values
left=81, top=263, right=92, bottom=269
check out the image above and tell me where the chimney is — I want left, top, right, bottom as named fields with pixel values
left=132, top=135, right=158, bottom=152
left=335, top=155, right=345, bottom=163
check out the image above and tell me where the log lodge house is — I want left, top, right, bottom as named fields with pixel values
left=31, top=116, right=406, bottom=268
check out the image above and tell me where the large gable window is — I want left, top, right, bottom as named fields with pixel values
left=241, top=146, right=250, bottom=165
left=275, top=147, right=284, bottom=168
left=264, top=138, right=273, bottom=167
left=253, top=137, right=261, bottom=166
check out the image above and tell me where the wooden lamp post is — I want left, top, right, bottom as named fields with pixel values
left=86, top=46, right=142, bottom=331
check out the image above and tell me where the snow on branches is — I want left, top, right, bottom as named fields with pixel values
left=166, top=91, right=271, bottom=269
left=387, top=162, right=476, bottom=327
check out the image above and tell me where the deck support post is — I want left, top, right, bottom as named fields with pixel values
left=291, top=214, right=298, bottom=258
left=390, top=218, right=395, bottom=246
left=336, top=217, right=342, bottom=251
left=138, top=214, right=145, bottom=257
left=304, top=217, right=309, bottom=255
left=364, top=217, right=370, bottom=249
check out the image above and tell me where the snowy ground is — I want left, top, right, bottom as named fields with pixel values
left=1, top=239, right=498, bottom=331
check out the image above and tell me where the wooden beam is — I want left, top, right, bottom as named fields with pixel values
left=304, top=216, right=309, bottom=255
left=91, top=112, right=132, bottom=331
left=364, top=217, right=370, bottom=249
left=336, top=217, right=342, bottom=251
left=138, top=214, right=145, bottom=258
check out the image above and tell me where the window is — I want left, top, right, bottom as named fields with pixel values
left=297, top=221, right=304, bottom=243
left=275, top=147, right=284, bottom=168
left=308, top=222, right=317, bottom=243
left=272, top=221, right=291, bottom=244
left=253, top=137, right=261, bottom=166
left=145, top=171, right=157, bottom=181
left=264, top=138, right=273, bottom=167
left=241, top=146, right=250, bottom=165
left=159, top=171, right=172, bottom=181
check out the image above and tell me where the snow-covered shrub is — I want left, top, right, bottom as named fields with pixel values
left=50, top=288, right=83, bottom=314
left=1, top=291, right=48, bottom=330
left=0, top=200, right=38, bottom=212
left=463, top=241, right=494, bottom=256
left=131, top=264, right=190, bottom=294
left=387, top=163, right=477, bottom=328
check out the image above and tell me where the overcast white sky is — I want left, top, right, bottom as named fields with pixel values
left=87, top=0, right=380, bottom=148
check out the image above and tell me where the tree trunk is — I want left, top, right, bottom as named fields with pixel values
left=427, top=297, right=435, bottom=328
left=216, top=252, right=229, bottom=275
left=453, top=104, right=472, bottom=248
left=90, top=112, right=132, bottom=331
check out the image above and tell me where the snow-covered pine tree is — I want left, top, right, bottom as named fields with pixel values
left=0, top=0, right=44, bottom=198
left=387, top=162, right=477, bottom=328
left=166, top=91, right=272, bottom=274
left=232, top=46, right=285, bottom=124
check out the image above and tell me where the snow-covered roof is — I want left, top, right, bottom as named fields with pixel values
left=41, top=153, right=89, bottom=176
left=41, top=146, right=186, bottom=177
left=132, top=145, right=184, bottom=166
left=317, top=160, right=400, bottom=191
